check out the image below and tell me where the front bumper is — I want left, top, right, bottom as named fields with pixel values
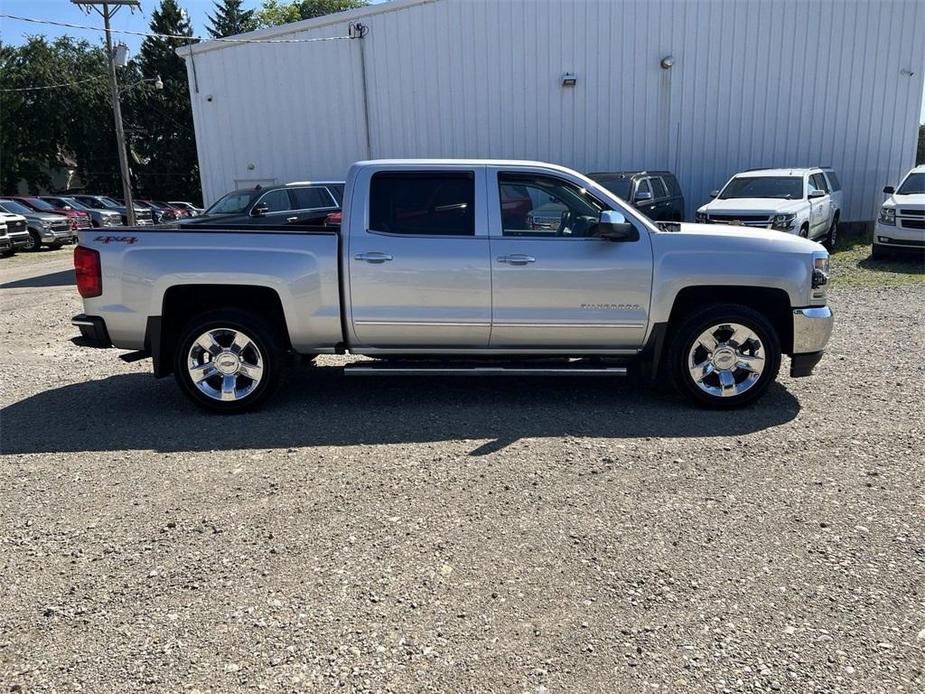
left=9, top=232, right=31, bottom=248
left=874, top=221, right=925, bottom=248
left=39, top=227, right=77, bottom=243
left=790, top=306, right=833, bottom=377
left=71, top=314, right=112, bottom=348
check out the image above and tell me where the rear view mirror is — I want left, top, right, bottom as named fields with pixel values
left=709, top=190, right=719, bottom=198
left=251, top=202, right=269, bottom=217
left=595, top=210, right=639, bottom=242
left=883, top=186, right=895, bottom=195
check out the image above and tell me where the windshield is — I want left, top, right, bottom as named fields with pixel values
left=61, top=197, right=89, bottom=211
left=720, top=176, right=804, bottom=200
left=589, top=176, right=633, bottom=200
left=897, top=172, right=925, bottom=195
left=206, top=191, right=257, bottom=215
left=98, top=197, right=121, bottom=208
left=0, top=200, right=34, bottom=215
left=24, top=197, right=57, bottom=211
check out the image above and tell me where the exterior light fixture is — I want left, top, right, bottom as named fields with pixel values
left=561, top=72, right=577, bottom=87
left=660, top=56, right=675, bottom=70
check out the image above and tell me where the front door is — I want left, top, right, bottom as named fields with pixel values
left=488, top=170, right=653, bottom=349
left=347, top=169, right=492, bottom=348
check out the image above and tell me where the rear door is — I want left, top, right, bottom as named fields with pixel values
left=488, top=169, right=653, bottom=350
left=648, top=177, right=670, bottom=221
left=346, top=168, right=492, bottom=348
left=288, top=186, right=339, bottom=225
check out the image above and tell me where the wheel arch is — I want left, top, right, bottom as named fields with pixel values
left=150, top=284, right=291, bottom=377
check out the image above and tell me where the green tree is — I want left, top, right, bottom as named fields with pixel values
left=207, top=0, right=256, bottom=38
left=129, top=0, right=200, bottom=201
left=254, top=0, right=367, bottom=28
left=0, top=37, right=119, bottom=193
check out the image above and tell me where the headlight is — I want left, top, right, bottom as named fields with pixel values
left=878, top=206, right=895, bottom=226
left=812, top=252, right=829, bottom=290
left=695, top=211, right=708, bottom=223
left=771, top=213, right=796, bottom=230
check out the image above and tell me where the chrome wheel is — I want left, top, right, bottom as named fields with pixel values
left=186, top=327, right=264, bottom=402
left=687, top=322, right=765, bottom=398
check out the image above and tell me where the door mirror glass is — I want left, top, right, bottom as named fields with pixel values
left=883, top=185, right=895, bottom=195
left=251, top=202, right=269, bottom=217
left=807, top=189, right=825, bottom=199
left=595, top=210, right=639, bottom=241
left=634, top=190, right=653, bottom=202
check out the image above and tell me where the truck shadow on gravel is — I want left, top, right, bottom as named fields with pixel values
left=0, top=367, right=801, bottom=455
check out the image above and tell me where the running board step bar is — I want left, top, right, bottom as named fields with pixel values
left=344, top=361, right=628, bottom=377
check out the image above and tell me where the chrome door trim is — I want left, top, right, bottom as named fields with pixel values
left=354, top=320, right=490, bottom=327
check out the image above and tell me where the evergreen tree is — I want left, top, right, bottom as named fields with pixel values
left=130, top=0, right=200, bottom=201
left=207, top=0, right=256, bottom=39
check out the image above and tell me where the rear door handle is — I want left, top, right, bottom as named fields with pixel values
left=354, top=252, right=394, bottom=263
left=497, top=254, right=536, bottom=265
left=286, top=216, right=298, bottom=223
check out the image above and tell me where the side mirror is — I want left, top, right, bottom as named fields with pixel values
left=807, top=189, right=825, bottom=199
left=883, top=186, right=895, bottom=195
left=251, top=202, right=269, bottom=217
left=595, top=210, right=639, bottom=242
left=634, top=190, right=653, bottom=203
left=709, top=190, right=719, bottom=198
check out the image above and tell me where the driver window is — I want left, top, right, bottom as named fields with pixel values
left=257, top=189, right=291, bottom=212
left=498, top=173, right=604, bottom=237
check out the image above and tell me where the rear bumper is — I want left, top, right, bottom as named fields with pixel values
left=71, top=314, right=112, bottom=348
left=790, top=306, right=833, bottom=377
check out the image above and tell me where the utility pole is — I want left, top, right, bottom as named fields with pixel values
left=73, top=0, right=138, bottom=225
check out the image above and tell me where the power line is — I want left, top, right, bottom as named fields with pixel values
left=1, top=75, right=106, bottom=92
left=0, top=14, right=356, bottom=44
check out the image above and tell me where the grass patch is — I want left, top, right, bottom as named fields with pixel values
left=830, top=231, right=924, bottom=288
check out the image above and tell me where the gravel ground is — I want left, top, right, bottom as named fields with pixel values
left=1, top=253, right=923, bottom=693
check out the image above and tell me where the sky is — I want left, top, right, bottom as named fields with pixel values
left=2, top=0, right=924, bottom=122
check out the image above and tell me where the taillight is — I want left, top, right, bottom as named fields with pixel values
left=74, top=246, right=102, bottom=298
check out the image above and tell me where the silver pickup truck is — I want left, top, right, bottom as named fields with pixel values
left=72, top=160, right=833, bottom=412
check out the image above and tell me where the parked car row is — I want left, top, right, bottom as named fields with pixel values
left=0, top=194, right=203, bottom=256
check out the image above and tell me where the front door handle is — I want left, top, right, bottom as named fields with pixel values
left=286, top=216, right=299, bottom=223
left=354, top=252, right=394, bottom=263
left=497, top=254, right=536, bottom=265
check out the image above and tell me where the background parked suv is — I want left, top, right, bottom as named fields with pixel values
left=875, top=165, right=925, bottom=258
left=587, top=171, right=685, bottom=222
left=0, top=209, right=31, bottom=252
left=188, top=182, right=343, bottom=226
left=696, top=167, right=842, bottom=248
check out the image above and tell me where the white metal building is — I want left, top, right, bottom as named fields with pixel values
left=182, top=0, right=925, bottom=221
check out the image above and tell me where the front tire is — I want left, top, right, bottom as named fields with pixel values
left=668, top=304, right=781, bottom=409
left=174, top=310, right=283, bottom=413
left=23, top=231, right=41, bottom=251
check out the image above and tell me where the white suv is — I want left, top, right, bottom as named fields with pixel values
left=696, top=167, right=842, bottom=248
left=874, top=165, right=925, bottom=258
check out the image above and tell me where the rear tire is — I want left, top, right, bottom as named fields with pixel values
left=668, top=303, right=781, bottom=409
left=173, top=309, right=283, bottom=413
left=824, top=214, right=838, bottom=250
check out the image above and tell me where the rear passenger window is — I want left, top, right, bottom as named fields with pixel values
left=291, top=186, right=333, bottom=209
left=257, top=189, right=291, bottom=212
left=663, top=175, right=682, bottom=197
left=650, top=177, right=669, bottom=199
left=824, top=171, right=841, bottom=191
left=369, top=172, right=475, bottom=236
